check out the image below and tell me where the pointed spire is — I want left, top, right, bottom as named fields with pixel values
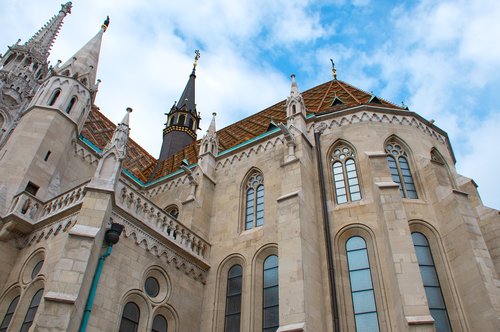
left=207, top=112, right=216, bottom=135
left=102, top=107, right=131, bottom=160
left=286, top=74, right=307, bottom=118
left=24, top=2, right=72, bottom=61
left=57, top=16, right=108, bottom=90
left=175, top=50, right=200, bottom=113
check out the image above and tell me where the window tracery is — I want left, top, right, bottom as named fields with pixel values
left=244, top=172, right=264, bottom=230
left=385, top=141, right=418, bottom=199
left=331, top=144, right=361, bottom=204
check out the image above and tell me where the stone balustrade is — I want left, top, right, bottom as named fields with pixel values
left=116, top=181, right=210, bottom=261
left=9, top=191, right=43, bottom=222
left=39, top=182, right=87, bottom=220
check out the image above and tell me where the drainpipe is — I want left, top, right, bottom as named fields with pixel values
left=314, top=129, right=340, bottom=332
left=79, top=223, right=124, bottom=332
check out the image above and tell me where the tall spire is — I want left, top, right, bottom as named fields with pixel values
left=56, top=16, right=109, bottom=91
left=24, top=2, right=72, bottom=61
left=156, top=50, right=202, bottom=163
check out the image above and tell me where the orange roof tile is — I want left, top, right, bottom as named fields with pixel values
left=81, top=79, right=402, bottom=184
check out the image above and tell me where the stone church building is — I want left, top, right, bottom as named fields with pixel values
left=0, top=2, right=499, bottom=332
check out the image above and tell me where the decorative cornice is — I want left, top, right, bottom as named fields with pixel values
left=308, top=110, right=446, bottom=144
left=21, top=214, right=77, bottom=248
left=111, top=212, right=208, bottom=284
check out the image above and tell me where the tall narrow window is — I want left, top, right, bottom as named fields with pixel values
left=331, top=144, right=361, bottom=204
left=178, top=114, right=186, bottom=125
left=0, top=295, right=20, bottom=332
left=385, top=141, right=418, bottom=199
left=411, top=232, right=452, bottom=332
left=48, top=89, right=61, bottom=106
left=263, top=255, right=279, bottom=332
left=20, top=288, right=44, bottom=332
left=224, top=265, right=242, bottom=332
left=346, top=237, right=380, bottom=332
left=119, top=302, right=140, bottom=332
left=65, top=96, right=77, bottom=114
left=151, top=314, right=168, bottom=332
left=244, top=172, right=264, bottom=230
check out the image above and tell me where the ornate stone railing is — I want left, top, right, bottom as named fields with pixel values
left=9, top=191, right=43, bottom=222
left=39, top=182, right=87, bottom=220
left=116, top=181, right=210, bottom=261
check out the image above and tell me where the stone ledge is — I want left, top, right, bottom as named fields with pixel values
left=69, top=224, right=100, bottom=238
left=44, top=291, right=77, bottom=304
left=406, top=315, right=434, bottom=325
left=375, top=181, right=400, bottom=189
left=277, top=190, right=301, bottom=202
left=277, top=322, right=305, bottom=332
left=281, top=157, right=300, bottom=168
left=365, top=151, right=387, bottom=158
left=452, top=189, right=469, bottom=197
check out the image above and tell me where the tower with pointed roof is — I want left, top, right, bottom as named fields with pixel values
left=158, top=51, right=202, bottom=162
left=0, top=2, right=72, bottom=145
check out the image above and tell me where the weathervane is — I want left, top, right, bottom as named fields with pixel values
left=193, top=50, right=201, bottom=69
left=330, top=59, right=337, bottom=80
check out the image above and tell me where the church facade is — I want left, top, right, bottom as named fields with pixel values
left=0, top=3, right=499, bottom=332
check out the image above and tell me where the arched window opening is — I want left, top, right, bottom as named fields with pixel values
left=164, top=205, right=179, bottom=219
left=151, top=314, right=168, bottom=332
left=331, top=144, right=361, bottom=204
left=224, top=265, right=242, bottom=332
left=20, top=288, right=44, bottom=332
left=385, top=141, right=418, bottom=199
left=48, top=90, right=61, bottom=106
left=178, top=114, right=186, bottom=126
left=244, top=172, right=264, bottom=230
left=3, top=54, right=15, bottom=67
left=189, top=118, right=194, bottom=130
left=0, top=295, right=20, bottom=332
left=263, top=255, right=279, bottom=332
left=292, top=104, right=297, bottom=114
left=65, top=96, right=77, bottom=114
left=346, top=237, right=380, bottom=332
left=119, top=302, right=140, bottom=332
left=411, top=232, right=452, bottom=332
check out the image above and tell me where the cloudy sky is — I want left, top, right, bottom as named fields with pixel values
left=1, top=0, right=499, bottom=209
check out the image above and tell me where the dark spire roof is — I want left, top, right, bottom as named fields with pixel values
left=172, top=50, right=200, bottom=115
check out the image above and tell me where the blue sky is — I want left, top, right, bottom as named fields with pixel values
left=1, top=0, right=499, bottom=209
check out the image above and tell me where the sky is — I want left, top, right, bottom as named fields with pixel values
left=1, top=0, right=499, bottom=209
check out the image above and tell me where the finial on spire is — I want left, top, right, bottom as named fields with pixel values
left=60, top=2, right=72, bottom=15
left=102, top=16, right=110, bottom=32
left=193, top=50, right=201, bottom=69
left=330, top=59, right=337, bottom=80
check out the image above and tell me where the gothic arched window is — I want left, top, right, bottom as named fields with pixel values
left=48, top=89, right=61, bottom=106
left=411, top=232, right=452, bottom=332
left=263, top=255, right=279, bottom=332
left=65, top=96, right=77, bottom=114
left=331, top=143, right=361, bottom=204
left=244, top=171, right=264, bottom=230
left=346, top=237, right=380, bottom=332
left=151, top=314, right=168, bottom=332
left=224, top=265, right=243, bottom=332
left=178, top=114, right=186, bottom=126
left=0, top=295, right=20, bottom=332
left=385, top=141, right=418, bottom=199
left=164, top=205, right=179, bottom=219
left=119, top=302, right=140, bottom=332
left=20, top=288, right=44, bottom=332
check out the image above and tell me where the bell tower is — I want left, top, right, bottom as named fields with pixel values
left=158, top=50, right=202, bottom=161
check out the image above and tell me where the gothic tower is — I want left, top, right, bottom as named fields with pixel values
left=0, top=2, right=72, bottom=146
left=0, top=16, right=108, bottom=216
left=158, top=51, right=202, bottom=162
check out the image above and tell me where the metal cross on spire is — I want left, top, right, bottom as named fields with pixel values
left=193, top=50, right=201, bottom=69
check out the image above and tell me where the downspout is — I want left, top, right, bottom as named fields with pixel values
left=79, top=223, right=123, bottom=332
left=314, top=129, right=340, bottom=332
left=79, top=245, right=113, bottom=332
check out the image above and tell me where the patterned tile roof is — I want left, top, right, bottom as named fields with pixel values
left=81, top=79, right=402, bottom=184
